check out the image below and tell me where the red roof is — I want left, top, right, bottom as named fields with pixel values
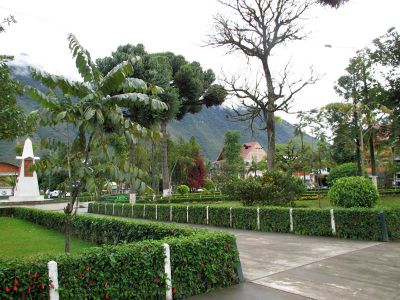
left=215, top=141, right=266, bottom=163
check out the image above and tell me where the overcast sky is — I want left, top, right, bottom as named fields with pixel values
left=1, top=0, right=399, bottom=124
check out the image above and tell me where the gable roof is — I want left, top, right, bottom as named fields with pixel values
left=214, top=141, right=266, bottom=163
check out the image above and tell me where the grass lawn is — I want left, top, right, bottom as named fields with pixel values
left=168, top=195, right=400, bottom=210
left=0, top=217, right=94, bottom=258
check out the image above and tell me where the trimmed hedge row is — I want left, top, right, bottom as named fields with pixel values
left=0, top=208, right=239, bottom=299
left=89, top=203, right=400, bottom=241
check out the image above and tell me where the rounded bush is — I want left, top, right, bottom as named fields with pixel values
left=176, top=185, right=190, bottom=195
left=327, top=163, right=364, bottom=186
left=229, top=171, right=305, bottom=206
left=328, top=176, right=379, bottom=208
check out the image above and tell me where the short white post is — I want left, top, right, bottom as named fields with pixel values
left=129, top=193, right=136, bottom=204
left=290, top=208, right=294, bottom=232
left=330, top=209, right=336, bottom=235
left=155, top=205, right=158, bottom=220
left=112, top=204, right=115, bottom=216
left=163, top=243, right=173, bottom=300
left=170, top=206, right=173, bottom=222
left=257, top=207, right=260, bottom=230
left=122, top=204, right=124, bottom=216
left=48, top=260, right=59, bottom=300
left=143, top=205, right=146, bottom=218
left=230, top=207, right=233, bottom=227
left=206, top=206, right=209, bottom=225
left=186, top=206, right=189, bottom=223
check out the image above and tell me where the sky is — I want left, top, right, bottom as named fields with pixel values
left=1, top=0, right=399, bottom=124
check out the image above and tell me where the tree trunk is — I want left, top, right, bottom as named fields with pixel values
left=65, top=213, right=72, bottom=255
left=129, top=142, right=137, bottom=194
left=160, top=120, right=170, bottom=195
left=369, top=132, right=376, bottom=176
left=266, top=110, right=276, bottom=170
left=353, top=103, right=362, bottom=176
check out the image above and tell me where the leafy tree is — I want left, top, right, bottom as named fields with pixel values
left=208, top=0, right=318, bottom=170
left=335, top=51, right=385, bottom=176
left=222, top=131, right=243, bottom=177
left=28, top=34, right=167, bottom=254
left=188, top=157, right=207, bottom=190
left=369, top=28, right=400, bottom=149
left=96, top=45, right=226, bottom=195
left=0, top=60, right=36, bottom=140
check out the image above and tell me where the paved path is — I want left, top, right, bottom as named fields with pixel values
left=19, top=202, right=400, bottom=299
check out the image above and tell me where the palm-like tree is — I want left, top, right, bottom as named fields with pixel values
left=28, top=34, right=167, bottom=254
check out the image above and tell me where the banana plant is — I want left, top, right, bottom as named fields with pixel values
left=28, top=34, right=168, bottom=254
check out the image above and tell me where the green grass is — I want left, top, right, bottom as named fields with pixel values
left=157, top=195, right=400, bottom=210
left=0, top=217, right=94, bottom=258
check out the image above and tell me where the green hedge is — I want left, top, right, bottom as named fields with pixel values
left=89, top=203, right=400, bottom=241
left=0, top=208, right=239, bottom=299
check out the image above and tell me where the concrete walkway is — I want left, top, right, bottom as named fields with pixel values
left=17, top=202, right=400, bottom=300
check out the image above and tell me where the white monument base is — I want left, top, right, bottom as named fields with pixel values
left=9, top=195, right=45, bottom=202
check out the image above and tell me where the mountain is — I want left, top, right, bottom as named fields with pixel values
left=0, top=64, right=310, bottom=164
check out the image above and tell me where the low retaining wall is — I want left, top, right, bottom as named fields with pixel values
left=88, top=203, right=400, bottom=241
left=0, top=207, right=240, bottom=299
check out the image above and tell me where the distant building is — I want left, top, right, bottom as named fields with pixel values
left=0, top=162, right=19, bottom=197
left=213, top=141, right=267, bottom=178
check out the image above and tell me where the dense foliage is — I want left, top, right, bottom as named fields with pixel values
left=327, top=163, right=361, bottom=185
left=0, top=207, right=239, bottom=299
left=176, top=185, right=190, bottom=195
left=89, top=203, right=400, bottom=241
left=226, top=171, right=305, bottom=206
left=329, top=176, right=379, bottom=208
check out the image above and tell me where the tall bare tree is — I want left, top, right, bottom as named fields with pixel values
left=208, top=0, right=317, bottom=170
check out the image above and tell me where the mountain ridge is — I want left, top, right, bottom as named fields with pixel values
left=0, top=64, right=310, bottom=164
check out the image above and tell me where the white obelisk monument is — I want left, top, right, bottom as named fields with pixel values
left=9, top=138, right=44, bottom=201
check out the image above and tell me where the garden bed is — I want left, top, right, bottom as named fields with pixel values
left=0, top=207, right=240, bottom=299
left=89, top=202, right=400, bottom=241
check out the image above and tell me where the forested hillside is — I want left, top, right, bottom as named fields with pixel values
left=0, top=64, right=310, bottom=163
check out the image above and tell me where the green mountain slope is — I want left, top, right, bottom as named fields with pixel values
left=0, top=65, right=310, bottom=163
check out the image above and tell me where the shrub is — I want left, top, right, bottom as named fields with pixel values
left=220, top=176, right=242, bottom=200
left=0, top=207, right=239, bottom=299
left=327, top=163, right=364, bottom=185
left=176, top=185, right=190, bottom=195
left=234, top=171, right=305, bottom=206
left=329, top=176, right=379, bottom=208
left=90, top=203, right=395, bottom=241
left=203, top=179, right=215, bottom=191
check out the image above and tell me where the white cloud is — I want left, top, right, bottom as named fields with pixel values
left=1, top=0, right=399, bottom=124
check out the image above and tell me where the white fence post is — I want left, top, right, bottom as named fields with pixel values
left=48, top=261, right=59, bottom=300
left=163, top=243, right=173, bottom=300
left=170, top=206, right=173, bottom=222
left=206, top=206, right=209, bottom=225
left=330, top=209, right=336, bottom=235
left=230, top=207, right=233, bottom=227
left=257, top=207, right=260, bottom=230
left=290, top=208, right=294, bottom=232
left=112, top=204, right=115, bottom=216
left=143, top=205, right=146, bottom=218
left=156, top=205, right=158, bottom=220
left=186, top=206, right=189, bottom=223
